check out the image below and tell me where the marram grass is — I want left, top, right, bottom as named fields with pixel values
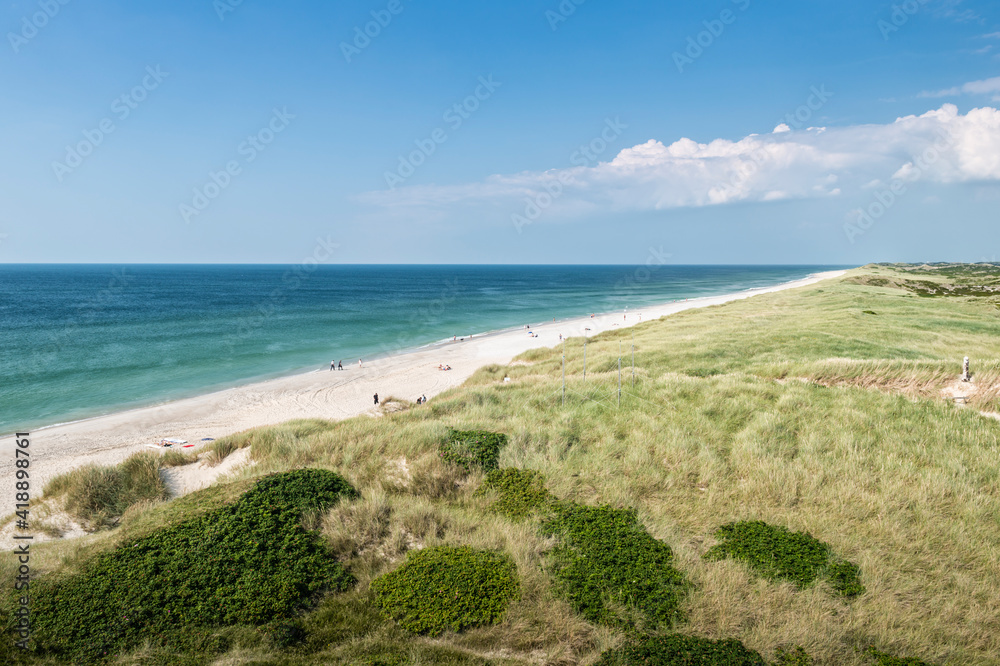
left=3, top=265, right=1000, bottom=665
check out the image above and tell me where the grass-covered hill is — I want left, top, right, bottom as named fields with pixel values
left=4, top=264, right=1000, bottom=665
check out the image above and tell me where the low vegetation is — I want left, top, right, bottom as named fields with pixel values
left=42, top=452, right=167, bottom=529
left=543, top=503, right=688, bottom=629
left=27, top=469, right=357, bottom=663
left=371, top=545, right=520, bottom=636
left=440, top=429, right=508, bottom=471
left=8, top=264, right=999, bottom=664
left=595, top=633, right=768, bottom=665
left=705, top=521, right=865, bottom=597
left=474, top=468, right=555, bottom=519
left=862, top=647, right=936, bottom=666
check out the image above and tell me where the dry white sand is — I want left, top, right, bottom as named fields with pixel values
left=0, top=271, right=846, bottom=510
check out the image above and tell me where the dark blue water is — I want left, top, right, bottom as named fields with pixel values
left=0, top=265, right=844, bottom=434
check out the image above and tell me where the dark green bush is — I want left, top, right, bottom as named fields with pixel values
left=475, top=468, right=554, bottom=519
left=370, top=545, right=520, bottom=636
left=774, top=646, right=814, bottom=665
left=239, top=466, right=359, bottom=513
left=27, top=469, right=358, bottom=662
left=440, top=429, right=507, bottom=471
left=595, top=633, right=767, bottom=665
left=863, top=646, right=935, bottom=666
left=826, top=560, right=866, bottom=597
left=542, top=503, right=688, bottom=629
left=704, top=521, right=865, bottom=597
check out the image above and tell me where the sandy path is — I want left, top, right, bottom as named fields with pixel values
left=0, top=271, right=846, bottom=506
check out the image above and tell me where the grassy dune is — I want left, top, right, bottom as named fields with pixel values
left=4, top=264, right=1000, bottom=665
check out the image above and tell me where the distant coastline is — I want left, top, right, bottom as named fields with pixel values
left=1, top=265, right=850, bottom=437
left=0, top=268, right=850, bottom=511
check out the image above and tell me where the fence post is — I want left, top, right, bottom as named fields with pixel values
left=562, top=353, right=566, bottom=405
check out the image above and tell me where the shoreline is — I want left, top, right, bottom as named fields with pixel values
left=5, top=269, right=838, bottom=439
left=0, top=269, right=848, bottom=506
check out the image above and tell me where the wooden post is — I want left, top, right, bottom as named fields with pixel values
left=962, top=356, right=971, bottom=382
left=562, top=353, right=566, bottom=405
left=631, top=342, right=635, bottom=388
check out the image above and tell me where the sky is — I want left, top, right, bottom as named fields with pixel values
left=1, top=0, right=998, bottom=265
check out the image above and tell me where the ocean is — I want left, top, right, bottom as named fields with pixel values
left=0, top=265, right=845, bottom=434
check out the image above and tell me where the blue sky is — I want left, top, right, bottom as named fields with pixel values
left=1, top=0, right=998, bottom=264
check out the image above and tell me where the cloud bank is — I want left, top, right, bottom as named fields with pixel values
left=919, top=76, right=1000, bottom=100
left=361, top=105, right=1000, bottom=222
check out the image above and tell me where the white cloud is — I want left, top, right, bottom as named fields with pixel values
left=919, top=76, right=1000, bottom=98
left=360, top=105, right=1000, bottom=218
left=983, top=32, right=1000, bottom=39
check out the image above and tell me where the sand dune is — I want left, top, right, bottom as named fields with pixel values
left=0, top=271, right=846, bottom=509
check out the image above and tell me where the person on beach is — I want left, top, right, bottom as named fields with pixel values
left=338, top=360, right=343, bottom=370
left=359, top=359, right=363, bottom=368
left=331, top=360, right=335, bottom=371
left=421, top=394, right=427, bottom=403
left=374, top=393, right=379, bottom=405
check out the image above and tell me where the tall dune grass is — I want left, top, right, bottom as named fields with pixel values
left=6, top=266, right=1000, bottom=664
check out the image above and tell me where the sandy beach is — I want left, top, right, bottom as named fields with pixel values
left=0, top=270, right=846, bottom=507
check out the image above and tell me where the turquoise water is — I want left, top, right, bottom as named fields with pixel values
left=0, top=265, right=845, bottom=434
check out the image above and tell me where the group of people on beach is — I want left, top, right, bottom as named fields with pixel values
left=438, top=364, right=452, bottom=371
left=374, top=393, right=428, bottom=405
left=331, top=359, right=366, bottom=371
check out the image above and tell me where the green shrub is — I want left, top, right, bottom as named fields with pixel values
left=595, top=633, right=768, bottom=665
left=542, top=503, right=688, bottom=629
left=28, top=469, right=358, bottom=662
left=439, top=429, right=507, bottom=471
left=43, top=452, right=168, bottom=529
left=475, top=468, right=555, bottom=519
left=370, top=545, right=520, bottom=636
left=863, top=646, right=935, bottom=666
left=774, top=646, right=814, bottom=665
left=826, top=560, right=866, bottom=597
left=704, top=521, right=865, bottom=597
left=239, top=466, right=359, bottom=513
